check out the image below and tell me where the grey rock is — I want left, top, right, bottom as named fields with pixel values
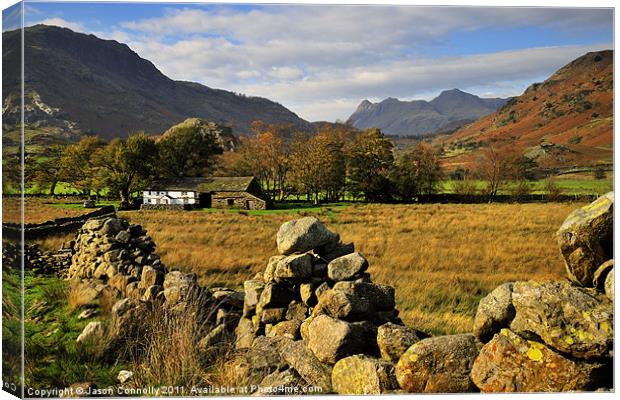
left=274, top=253, right=313, bottom=281
left=395, top=334, right=480, bottom=393
left=377, top=322, right=425, bottom=363
left=332, top=355, right=399, bottom=394
left=327, top=252, right=369, bottom=281
left=276, top=217, right=338, bottom=255
left=76, top=321, right=105, bottom=344
left=556, top=192, right=613, bottom=287
left=277, top=338, right=333, bottom=392
left=510, top=280, right=613, bottom=359
left=473, top=282, right=515, bottom=342
left=307, top=315, right=377, bottom=364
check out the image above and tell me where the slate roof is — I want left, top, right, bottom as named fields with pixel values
left=146, top=176, right=256, bottom=192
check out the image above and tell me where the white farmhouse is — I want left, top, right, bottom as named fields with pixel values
left=141, top=176, right=269, bottom=210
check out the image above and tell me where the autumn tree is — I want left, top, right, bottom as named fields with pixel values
left=25, top=146, right=65, bottom=195
left=60, top=136, right=107, bottom=196
left=157, top=125, right=223, bottom=178
left=288, top=132, right=346, bottom=204
left=93, top=133, right=158, bottom=204
left=346, top=128, right=395, bottom=202
left=392, top=142, right=443, bottom=201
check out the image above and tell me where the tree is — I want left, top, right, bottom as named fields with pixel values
left=60, top=136, right=106, bottom=196
left=346, top=129, right=395, bottom=202
left=476, top=146, right=531, bottom=198
left=157, top=125, right=223, bottom=178
left=289, top=132, right=346, bottom=204
left=93, top=133, right=158, bottom=204
left=392, top=142, right=443, bottom=201
left=25, top=146, right=65, bottom=195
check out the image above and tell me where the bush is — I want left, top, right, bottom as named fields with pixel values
left=593, top=167, right=607, bottom=180
left=544, top=179, right=563, bottom=201
left=509, top=180, right=533, bottom=200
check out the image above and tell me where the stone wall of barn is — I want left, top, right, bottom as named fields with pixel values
left=211, top=191, right=268, bottom=210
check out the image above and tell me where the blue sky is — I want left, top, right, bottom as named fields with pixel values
left=3, top=1, right=614, bottom=121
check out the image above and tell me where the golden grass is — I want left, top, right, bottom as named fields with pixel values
left=121, top=202, right=580, bottom=335
left=2, top=197, right=91, bottom=224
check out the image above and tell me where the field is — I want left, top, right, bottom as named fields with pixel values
left=108, top=202, right=581, bottom=335
left=12, top=196, right=584, bottom=334
left=2, top=197, right=108, bottom=224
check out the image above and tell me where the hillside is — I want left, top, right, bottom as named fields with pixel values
left=2, top=25, right=312, bottom=140
left=347, top=89, right=507, bottom=136
left=437, top=50, right=613, bottom=172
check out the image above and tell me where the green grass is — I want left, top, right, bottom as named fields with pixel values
left=15, top=271, right=128, bottom=389
left=441, top=177, right=612, bottom=196
left=195, top=201, right=351, bottom=217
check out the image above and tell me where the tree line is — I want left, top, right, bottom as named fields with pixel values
left=14, top=119, right=571, bottom=205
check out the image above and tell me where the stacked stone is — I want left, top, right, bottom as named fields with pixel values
left=1, top=242, right=71, bottom=275
left=67, top=217, right=167, bottom=301
left=234, top=217, right=426, bottom=394
left=70, top=216, right=245, bottom=363
left=466, top=192, right=614, bottom=392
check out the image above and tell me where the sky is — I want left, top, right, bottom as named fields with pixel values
left=2, top=1, right=614, bottom=122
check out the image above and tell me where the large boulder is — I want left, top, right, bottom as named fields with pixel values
left=377, top=323, right=425, bottom=363
left=277, top=338, right=333, bottom=392
left=509, top=281, right=613, bottom=359
left=471, top=329, right=610, bottom=392
left=256, top=369, right=305, bottom=395
left=276, top=217, right=338, bottom=255
left=327, top=252, right=369, bottom=281
left=331, top=355, right=399, bottom=394
left=556, top=192, right=613, bottom=287
left=395, top=334, right=480, bottom=393
left=307, top=315, right=377, bottom=364
left=473, top=282, right=515, bottom=342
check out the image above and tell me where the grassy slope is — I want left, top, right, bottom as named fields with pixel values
left=436, top=51, right=613, bottom=172
left=2, top=269, right=127, bottom=390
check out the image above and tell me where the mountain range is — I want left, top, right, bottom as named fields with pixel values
left=2, top=25, right=312, bottom=140
left=435, top=50, right=613, bottom=171
left=347, top=89, right=508, bottom=137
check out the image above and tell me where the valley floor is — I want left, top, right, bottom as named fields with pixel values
left=113, top=202, right=576, bottom=335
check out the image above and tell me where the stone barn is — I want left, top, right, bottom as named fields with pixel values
left=142, top=176, right=270, bottom=210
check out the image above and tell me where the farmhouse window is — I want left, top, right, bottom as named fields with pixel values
left=227, top=198, right=234, bottom=206
left=182, top=191, right=188, bottom=196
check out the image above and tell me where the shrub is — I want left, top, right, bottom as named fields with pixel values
left=544, top=179, right=563, bottom=201
left=593, top=167, right=607, bottom=180
left=509, top=180, right=533, bottom=200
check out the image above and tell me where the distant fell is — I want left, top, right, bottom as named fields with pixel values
left=347, top=89, right=508, bottom=136
left=2, top=25, right=312, bottom=140
left=436, top=50, right=613, bottom=171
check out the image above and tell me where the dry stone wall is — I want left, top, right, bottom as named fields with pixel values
left=232, top=194, right=614, bottom=394
left=50, top=193, right=613, bottom=394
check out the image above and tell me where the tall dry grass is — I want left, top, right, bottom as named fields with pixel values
left=122, top=203, right=580, bottom=334
left=125, top=291, right=235, bottom=390
left=3, top=197, right=92, bottom=224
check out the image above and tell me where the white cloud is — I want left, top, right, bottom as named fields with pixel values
left=35, top=17, right=87, bottom=33
left=26, top=6, right=613, bottom=121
